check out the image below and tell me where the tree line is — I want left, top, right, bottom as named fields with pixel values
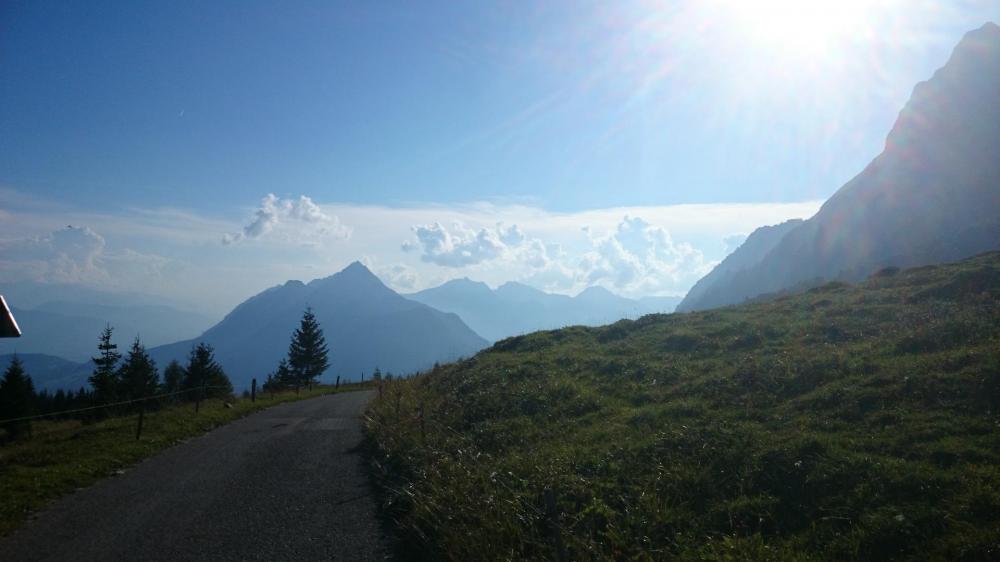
left=1, top=308, right=332, bottom=441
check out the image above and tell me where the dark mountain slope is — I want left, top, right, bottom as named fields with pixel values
left=680, top=22, right=1000, bottom=311
left=677, top=219, right=803, bottom=311
left=150, top=262, right=488, bottom=389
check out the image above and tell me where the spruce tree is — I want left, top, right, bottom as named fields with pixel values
left=287, top=307, right=330, bottom=389
left=182, top=343, right=233, bottom=399
left=89, top=325, right=121, bottom=404
left=118, top=336, right=159, bottom=406
left=161, top=359, right=185, bottom=399
left=274, top=358, right=295, bottom=387
left=0, top=356, right=35, bottom=439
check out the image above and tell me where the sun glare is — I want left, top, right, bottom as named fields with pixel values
left=723, top=0, right=880, bottom=55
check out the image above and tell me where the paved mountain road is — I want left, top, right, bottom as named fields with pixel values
left=0, top=391, right=388, bottom=561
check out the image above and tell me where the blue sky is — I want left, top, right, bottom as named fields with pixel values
left=1, top=1, right=998, bottom=315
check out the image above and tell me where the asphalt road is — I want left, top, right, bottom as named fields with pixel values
left=0, top=390, right=388, bottom=561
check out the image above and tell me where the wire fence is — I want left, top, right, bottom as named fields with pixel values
left=0, top=385, right=233, bottom=427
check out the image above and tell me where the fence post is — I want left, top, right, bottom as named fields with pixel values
left=135, top=406, right=145, bottom=441
left=251, top=378, right=257, bottom=403
left=195, top=384, right=203, bottom=413
left=336, top=375, right=340, bottom=389
left=544, top=488, right=567, bottom=562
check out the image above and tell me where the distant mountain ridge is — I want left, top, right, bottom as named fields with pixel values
left=0, top=353, right=90, bottom=393
left=678, top=22, right=1000, bottom=312
left=150, top=262, right=488, bottom=390
left=0, top=303, right=215, bottom=362
left=407, top=280, right=681, bottom=342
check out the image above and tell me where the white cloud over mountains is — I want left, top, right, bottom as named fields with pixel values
left=222, top=194, right=351, bottom=245
left=405, top=222, right=536, bottom=267
left=576, top=216, right=712, bottom=294
left=0, top=226, right=109, bottom=284
left=0, top=187, right=821, bottom=316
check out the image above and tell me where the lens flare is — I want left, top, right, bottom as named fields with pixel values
left=720, top=0, right=885, bottom=55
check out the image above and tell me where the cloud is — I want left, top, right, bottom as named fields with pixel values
left=223, top=194, right=351, bottom=245
left=380, top=263, right=418, bottom=291
left=404, top=214, right=716, bottom=296
left=0, top=225, right=183, bottom=293
left=0, top=226, right=109, bottom=284
left=407, top=222, right=531, bottom=267
left=575, top=216, right=713, bottom=295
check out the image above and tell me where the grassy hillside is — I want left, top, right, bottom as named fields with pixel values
left=366, top=252, right=1000, bottom=561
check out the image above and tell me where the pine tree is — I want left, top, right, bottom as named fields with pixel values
left=89, top=325, right=122, bottom=404
left=118, top=336, right=159, bottom=407
left=161, top=359, right=185, bottom=400
left=287, top=307, right=330, bottom=389
left=0, top=356, right=35, bottom=439
left=182, top=343, right=233, bottom=399
left=274, top=358, right=295, bottom=387
left=372, top=366, right=383, bottom=383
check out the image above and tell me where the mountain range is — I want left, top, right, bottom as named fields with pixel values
left=678, top=22, right=1000, bottom=312
left=406, top=279, right=681, bottom=343
left=149, top=262, right=488, bottom=390
left=0, top=303, right=216, bottom=362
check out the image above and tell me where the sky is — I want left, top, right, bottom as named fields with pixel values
left=2, top=1, right=999, bottom=317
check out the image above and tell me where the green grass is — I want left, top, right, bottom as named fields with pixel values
left=366, top=253, right=1000, bottom=561
left=0, top=382, right=371, bottom=537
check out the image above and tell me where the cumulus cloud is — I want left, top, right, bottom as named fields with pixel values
left=575, top=216, right=712, bottom=294
left=0, top=226, right=109, bottom=284
left=0, top=225, right=182, bottom=292
left=223, top=194, right=351, bottom=245
left=402, top=215, right=712, bottom=296
left=379, top=263, right=419, bottom=291
left=407, top=222, right=536, bottom=267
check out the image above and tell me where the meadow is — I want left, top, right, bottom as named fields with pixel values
left=367, top=253, right=1000, bottom=561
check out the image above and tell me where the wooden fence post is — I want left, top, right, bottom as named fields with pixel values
left=251, top=378, right=257, bottom=403
left=336, top=375, right=340, bottom=388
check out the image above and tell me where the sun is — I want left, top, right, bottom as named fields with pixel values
left=721, top=0, right=879, bottom=55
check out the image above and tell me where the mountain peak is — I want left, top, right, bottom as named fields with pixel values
left=342, top=260, right=373, bottom=275
left=576, top=286, right=616, bottom=298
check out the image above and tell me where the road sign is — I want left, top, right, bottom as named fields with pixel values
left=0, top=295, right=21, bottom=338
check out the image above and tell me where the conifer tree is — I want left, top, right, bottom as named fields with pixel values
left=119, top=336, right=159, bottom=406
left=161, top=359, right=185, bottom=399
left=287, top=307, right=330, bottom=389
left=89, top=325, right=121, bottom=404
left=0, top=356, right=35, bottom=439
left=274, top=358, right=295, bottom=387
left=182, top=343, right=233, bottom=399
